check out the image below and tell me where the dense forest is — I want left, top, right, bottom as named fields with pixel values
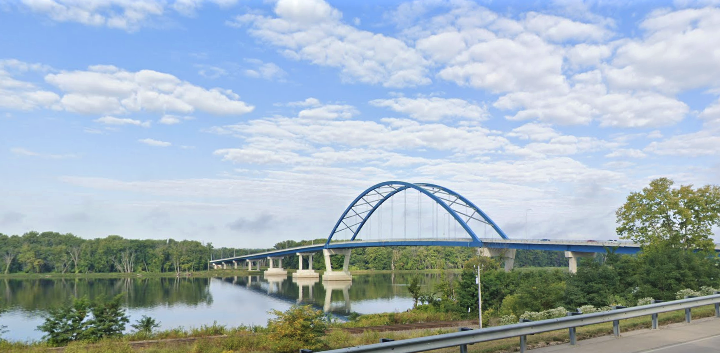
left=0, top=232, right=567, bottom=274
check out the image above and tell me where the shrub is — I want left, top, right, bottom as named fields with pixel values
left=267, top=305, right=328, bottom=353
left=498, top=314, right=518, bottom=325
left=520, top=307, right=568, bottom=321
left=37, top=294, right=129, bottom=346
left=131, top=315, right=160, bottom=334
left=637, top=297, right=654, bottom=306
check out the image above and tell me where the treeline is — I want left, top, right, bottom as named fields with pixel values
left=0, top=232, right=568, bottom=275
left=0, top=231, right=253, bottom=274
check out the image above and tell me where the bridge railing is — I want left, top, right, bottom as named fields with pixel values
left=310, top=293, right=720, bottom=353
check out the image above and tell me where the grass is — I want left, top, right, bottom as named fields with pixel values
left=3, top=305, right=717, bottom=353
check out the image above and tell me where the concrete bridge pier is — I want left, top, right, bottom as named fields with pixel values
left=233, top=260, right=238, bottom=269
left=247, top=259, right=261, bottom=272
left=479, top=248, right=517, bottom=272
left=322, top=249, right=352, bottom=281
left=222, top=262, right=227, bottom=269
left=323, top=280, right=352, bottom=313
left=264, top=256, right=287, bottom=276
left=293, top=253, right=320, bottom=278
left=565, top=251, right=595, bottom=274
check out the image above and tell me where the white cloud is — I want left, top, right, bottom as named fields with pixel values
left=10, top=147, right=77, bottom=159
left=0, top=60, right=60, bottom=110
left=495, top=71, right=689, bottom=127
left=523, top=12, right=612, bottom=42
left=159, top=115, right=193, bottom=125
left=606, top=7, right=720, bottom=93
left=139, top=138, right=172, bottom=147
left=298, top=104, right=358, bottom=120
left=196, top=65, right=227, bottom=79
left=21, top=0, right=239, bottom=31
left=95, top=116, right=151, bottom=127
left=605, top=149, right=647, bottom=158
left=45, top=65, right=254, bottom=116
left=230, top=0, right=430, bottom=87
left=287, top=97, right=321, bottom=107
left=506, top=123, right=560, bottom=141
left=369, top=97, right=487, bottom=121
left=645, top=129, right=720, bottom=156
left=244, top=59, right=287, bottom=81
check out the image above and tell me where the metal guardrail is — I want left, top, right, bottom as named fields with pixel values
left=312, top=293, right=720, bottom=353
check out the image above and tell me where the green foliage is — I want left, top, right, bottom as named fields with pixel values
left=565, top=257, right=620, bottom=308
left=267, top=305, right=328, bottom=353
left=634, top=246, right=720, bottom=300
left=616, top=178, right=720, bottom=251
left=407, top=276, right=421, bottom=308
left=131, top=315, right=160, bottom=334
left=37, top=295, right=129, bottom=346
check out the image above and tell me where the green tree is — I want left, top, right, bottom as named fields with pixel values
left=131, top=315, right=160, bottom=334
left=616, top=178, right=720, bottom=251
left=267, top=305, right=328, bottom=353
left=407, top=276, right=422, bottom=308
left=86, top=294, right=129, bottom=340
left=37, top=296, right=92, bottom=346
left=565, top=257, right=620, bottom=308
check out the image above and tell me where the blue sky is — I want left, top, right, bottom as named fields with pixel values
left=1, top=0, right=719, bottom=248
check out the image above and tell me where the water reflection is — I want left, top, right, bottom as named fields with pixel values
left=0, top=272, right=454, bottom=342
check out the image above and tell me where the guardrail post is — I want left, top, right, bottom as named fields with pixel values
left=715, top=292, right=720, bottom=318
left=519, top=319, right=532, bottom=352
left=459, top=327, right=472, bottom=353
left=651, top=300, right=664, bottom=329
left=567, top=312, right=581, bottom=345
left=684, top=296, right=694, bottom=323
left=612, top=306, right=626, bottom=337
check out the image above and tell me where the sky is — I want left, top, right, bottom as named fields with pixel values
left=1, top=0, right=719, bottom=248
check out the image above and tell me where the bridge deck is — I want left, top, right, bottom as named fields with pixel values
left=209, top=238, right=660, bottom=265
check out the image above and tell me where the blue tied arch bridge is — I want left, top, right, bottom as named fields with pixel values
left=209, top=181, right=717, bottom=278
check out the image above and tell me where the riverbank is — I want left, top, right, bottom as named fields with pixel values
left=2, top=305, right=718, bottom=353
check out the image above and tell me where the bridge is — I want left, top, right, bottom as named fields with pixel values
left=208, top=181, right=712, bottom=278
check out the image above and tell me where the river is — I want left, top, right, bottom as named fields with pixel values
left=0, top=272, right=456, bottom=342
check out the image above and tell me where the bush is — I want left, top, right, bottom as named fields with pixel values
left=636, top=297, right=654, bottom=306
left=37, top=295, right=129, bottom=346
left=498, top=314, right=517, bottom=325
left=519, top=307, right=568, bottom=321
left=267, top=305, right=328, bottom=353
left=131, top=315, right=160, bottom=334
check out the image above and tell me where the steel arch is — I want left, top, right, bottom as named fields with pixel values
left=324, top=181, right=509, bottom=247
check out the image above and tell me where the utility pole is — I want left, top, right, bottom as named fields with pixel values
left=477, top=265, right=483, bottom=329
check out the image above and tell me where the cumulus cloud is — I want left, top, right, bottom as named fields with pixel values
left=230, top=0, right=430, bottom=87
left=139, top=138, right=172, bottom=147
left=159, top=115, right=193, bottom=125
left=369, top=97, right=487, bottom=121
left=20, top=0, right=239, bottom=31
left=605, top=149, right=647, bottom=158
left=0, top=59, right=60, bottom=110
left=244, top=59, right=287, bottom=81
left=45, top=65, right=254, bottom=116
left=95, top=116, right=151, bottom=127
left=606, top=7, right=720, bottom=93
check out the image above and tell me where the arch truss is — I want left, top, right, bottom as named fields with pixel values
left=325, top=181, right=509, bottom=247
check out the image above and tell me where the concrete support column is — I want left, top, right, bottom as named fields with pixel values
left=294, top=253, right=319, bottom=278
left=322, top=249, right=352, bottom=281
left=246, top=260, right=253, bottom=271
left=222, top=263, right=227, bottom=269
left=308, top=255, right=314, bottom=270
left=565, top=251, right=595, bottom=274
left=265, top=256, right=287, bottom=276
left=479, top=248, right=517, bottom=272
left=233, top=260, right=237, bottom=269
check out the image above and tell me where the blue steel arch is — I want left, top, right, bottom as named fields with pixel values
left=324, top=181, right=509, bottom=247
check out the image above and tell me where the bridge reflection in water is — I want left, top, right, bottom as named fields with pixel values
left=220, top=275, right=354, bottom=314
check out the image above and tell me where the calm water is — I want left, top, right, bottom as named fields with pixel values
left=0, top=272, right=452, bottom=342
